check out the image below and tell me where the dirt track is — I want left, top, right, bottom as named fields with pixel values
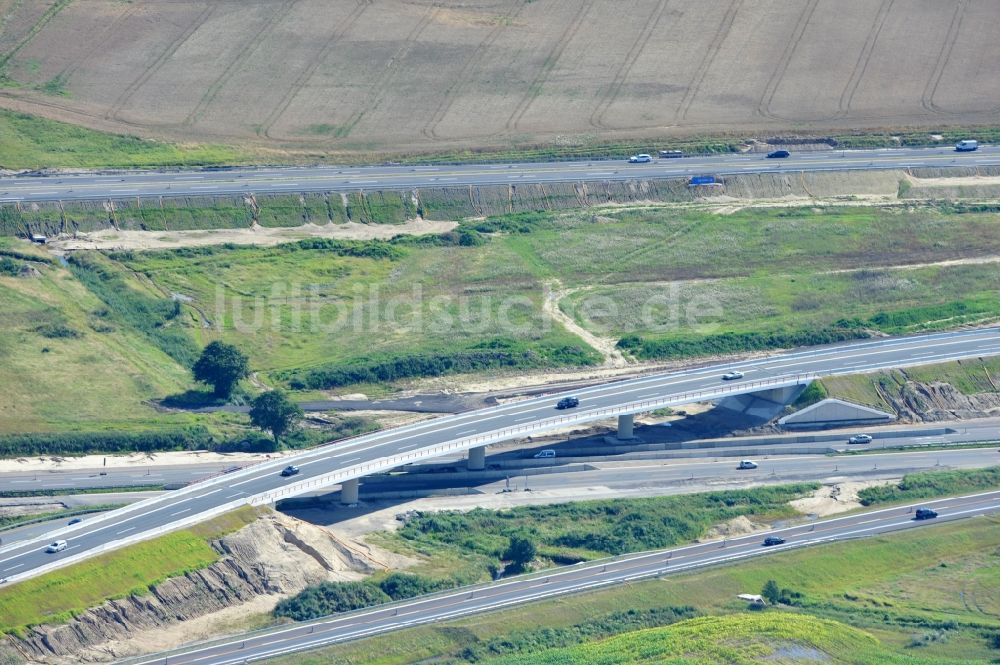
left=1, top=0, right=999, bottom=154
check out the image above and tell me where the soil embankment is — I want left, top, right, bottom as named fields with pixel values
left=8, top=512, right=410, bottom=664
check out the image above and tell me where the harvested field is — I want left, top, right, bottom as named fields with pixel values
left=1, top=0, right=999, bottom=156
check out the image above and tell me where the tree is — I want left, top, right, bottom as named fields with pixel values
left=249, top=390, right=303, bottom=445
left=192, top=341, right=250, bottom=398
left=761, top=579, right=781, bottom=605
left=503, top=534, right=537, bottom=573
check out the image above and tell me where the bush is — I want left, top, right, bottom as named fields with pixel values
left=273, top=581, right=390, bottom=621
left=858, top=466, right=1000, bottom=506
left=377, top=573, right=454, bottom=601
left=0, top=257, right=22, bottom=276
left=618, top=326, right=870, bottom=360
left=0, top=428, right=213, bottom=457
left=68, top=253, right=199, bottom=366
left=287, top=339, right=598, bottom=389
left=34, top=323, right=81, bottom=339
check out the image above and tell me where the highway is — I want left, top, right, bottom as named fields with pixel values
left=1, top=326, right=999, bottom=584
left=3, top=419, right=998, bottom=494
left=1, top=145, right=998, bottom=203
left=124, top=491, right=1000, bottom=665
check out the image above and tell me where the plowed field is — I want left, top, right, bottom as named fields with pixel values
left=1, top=0, right=997, bottom=154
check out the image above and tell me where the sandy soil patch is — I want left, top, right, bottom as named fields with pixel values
left=47, top=219, right=458, bottom=252
left=790, top=480, right=895, bottom=517
left=543, top=279, right=627, bottom=368
left=0, top=449, right=286, bottom=474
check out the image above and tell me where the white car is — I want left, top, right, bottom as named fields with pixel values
left=722, top=371, right=744, bottom=381
left=738, top=460, right=758, bottom=470
left=848, top=434, right=873, bottom=444
left=628, top=154, right=652, bottom=163
left=45, top=540, right=68, bottom=553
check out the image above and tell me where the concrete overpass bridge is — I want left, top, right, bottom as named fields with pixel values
left=2, top=327, right=999, bottom=584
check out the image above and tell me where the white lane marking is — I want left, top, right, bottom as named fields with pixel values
left=398, top=444, right=422, bottom=451
left=297, top=455, right=334, bottom=466
left=170, top=508, right=191, bottom=517
left=191, top=185, right=219, bottom=190
left=348, top=180, right=377, bottom=184
left=457, top=429, right=476, bottom=435
left=339, top=457, right=361, bottom=464
left=515, top=415, right=533, bottom=422
left=587, top=172, right=615, bottom=176
left=110, top=189, right=139, bottom=194
left=229, top=476, right=261, bottom=487
left=272, top=183, right=301, bottom=187
left=117, top=526, right=135, bottom=535
left=225, top=492, right=244, bottom=499
left=438, top=177, right=457, bottom=182
left=176, top=176, right=206, bottom=181
left=196, top=488, right=225, bottom=498
left=2, top=563, right=24, bottom=572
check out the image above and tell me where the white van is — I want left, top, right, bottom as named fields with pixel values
left=955, top=139, right=978, bottom=152
left=533, top=449, right=556, bottom=459
left=45, top=540, right=68, bottom=553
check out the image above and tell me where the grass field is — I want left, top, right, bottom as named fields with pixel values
left=266, top=517, right=1000, bottom=665
left=117, top=203, right=1000, bottom=379
left=2, top=1, right=1000, bottom=158
left=0, top=506, right=263, bottom=635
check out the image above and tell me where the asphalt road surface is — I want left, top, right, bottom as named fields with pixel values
left=4, top=418, right=997, bottom=494
left=123, top=491, right=1000, bottom=665
left=2, top=327, right=999, bottom=583
left=2, top=146, right=998, bottom=203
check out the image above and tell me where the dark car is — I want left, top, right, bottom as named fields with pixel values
left=67, top=517, right=82, bottom=526
left=280, top=465, right=300, bottom=477
left=766, top=150, right=790, bottom=158
left=556, top=396, right=580, bottom=410
left=762, top=536, right=786, bottom=546
left=914, top=508, right=938, bottom=520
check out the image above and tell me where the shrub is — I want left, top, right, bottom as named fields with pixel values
left=273, top=582, right=390, bottom=621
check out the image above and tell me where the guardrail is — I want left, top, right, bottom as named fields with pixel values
left=253, top=374, right=817, bottom=504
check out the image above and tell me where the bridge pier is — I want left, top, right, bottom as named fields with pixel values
left=467, top=445, right=486, bottom=471
left=340, top=478, right=360, bottom=505
left=617, top=414, right=636, bottom=440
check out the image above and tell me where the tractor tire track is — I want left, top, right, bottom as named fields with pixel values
left=53, top=2, right=139, bottom=87
left=504, top=0, right=594, bottom=133
left=0, top=0, right=73, bottom=69
left=590, top=0, right=671, bottom=130
left=755, top=0, right=819, bottom=120
left=105, top=3, right=217, bottom=122
left=920, top=0, right=968, bottom=115
left=336, top=3, right=440, bottom=140
left=184, top=0, right=299, bottom=127
left=675, top=0, right=741, bottom=122
left=259, top=0, right=372, bottom=140
left=835, top=0, right=894, bottom=119
left=422, top=1, right=526, bottom=140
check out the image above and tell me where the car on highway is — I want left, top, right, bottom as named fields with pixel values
left=766, top=150, right=790, bottom=158
left=914, top=508, right=938, bottom=520
left=659, top=150, right=684, bottom=158
left=556, top=396, right=580, bottom=409
left=848, top=434, right=873, bottom=445
left=762, top=536, right=786, bottom=546
left=45, top=540, right=68, bottom=553
left=737, top=460, right=758, bottom=470
left=0, top=577, right=8, bottom=584
left=721, top=371, right=744, bottom=381
left=280, top=465, right=300, bottom=477
left=67, top=517, right=83, bottom=525
left=955, top=139, right=978, bottom=152
left=534, top=449, right=557, bottom=459
left=628, top=154, right=652, bottom=163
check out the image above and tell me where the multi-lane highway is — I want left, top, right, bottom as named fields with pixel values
left=1, top=145, right=997, bottom=203
left=1, top=327, right=999, bottom=585
left=125, top=491, right=1000, bottom=665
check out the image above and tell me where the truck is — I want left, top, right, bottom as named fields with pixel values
left=955, top=139, right=978, bottom=152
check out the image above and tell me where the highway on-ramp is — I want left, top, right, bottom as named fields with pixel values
left=1, top=327, right=999, bottom=585
left=123, top=491, right=1000, bottom=665
left=1, top=146, right=998, bottom=203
